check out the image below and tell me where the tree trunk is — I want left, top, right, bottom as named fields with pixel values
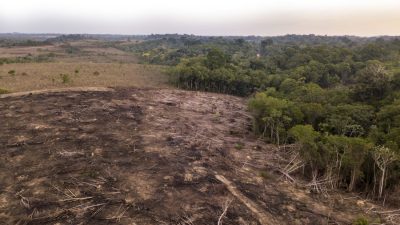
left=349, top=168, right=357, bottom=192
left=270, top=123, right=274, bottom=142
left=378, top=167, right=386, bottom=199
left=262, top=124, right=267, bottom=137
left=372, top=165, right=377, bottom=197
left=325, top=166, right=333, bottom=189
left=276, top=126, right=280, bottom=146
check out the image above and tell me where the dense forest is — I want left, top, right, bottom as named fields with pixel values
left=121, top=35, right=400, bottom=202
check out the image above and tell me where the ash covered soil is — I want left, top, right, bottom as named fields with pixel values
left=0, top=88, right=385, bottom=224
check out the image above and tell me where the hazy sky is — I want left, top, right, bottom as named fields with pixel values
left=1, top=0, right=399, bottom=36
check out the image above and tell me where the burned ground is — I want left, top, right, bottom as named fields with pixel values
left=0, top=88, right=390, bottom=224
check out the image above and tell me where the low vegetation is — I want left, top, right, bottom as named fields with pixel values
left=8, top=70, right=15, bottom=75
left=0, top=88, right=10, bottom=94
left=60, top=73, right=71, bottom=84
left=0, top=53, right=55, bottom=65
left=0, top=62, right=168, bottom=92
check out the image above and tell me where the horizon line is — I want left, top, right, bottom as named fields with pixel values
left=1, top=32, right=400, bottom=38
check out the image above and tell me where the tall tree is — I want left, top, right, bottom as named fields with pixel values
left=373, top=145, right=398, bottom=198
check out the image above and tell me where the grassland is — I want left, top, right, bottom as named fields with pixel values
left=0, top=62, right=168, bottom=92
left=0, top=40, right=169, bottom=92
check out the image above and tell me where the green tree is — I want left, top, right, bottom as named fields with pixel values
left=300, top=103, right=326, bottom=128
left=322, top=104, right=374, bottom=136
left=343, top=138, right=371, bottom=191
left=391, top=72, right=400, bottom=90
left=289, top=125, right=324, bottom=173
left=249, top=59, right=266, bottom=70
left=279, top=78, right=303, bottom=94
left=205, top=48, right=228, bottom=70
left=377, top=99, right=400, bottom=133
left=249, top=93, right=303, bottom=145
left=260, top=39, right=273, bottom=56
left=290, top=83, right=326, bottom=103
left=358, top=43, right=385, bottom=61
left=353, top=60, right=390, bottom=101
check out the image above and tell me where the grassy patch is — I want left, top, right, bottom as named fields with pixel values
left=234, top=142, right=244, bottom=150
left=60, top=74, right=71, bottom=84
left=352, top=215, right=381, bottom=225
left=0, top=88, right=10, bottom=94
left=352, top=217, right=369, bottom=225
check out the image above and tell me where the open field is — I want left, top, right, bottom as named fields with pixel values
left=0, top=45, right=59, bottom=58
left=0, top=40, right=168, bottom=92
left=0, top=40, right=139, bottom=63
left=0, top=62, right=168, bottom=92
left=0, top=87, right=390, bottom=225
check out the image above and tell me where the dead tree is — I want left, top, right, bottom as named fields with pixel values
left=217, top=198, right=233, bottom=225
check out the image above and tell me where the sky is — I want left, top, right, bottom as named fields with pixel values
left=0, top=0, right=399, bottom=36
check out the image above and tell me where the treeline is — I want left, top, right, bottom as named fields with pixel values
left=119, top=36, right=257, bottom=66
left=119, top=34, right=400, bottom=67
left=168, top=40, right=400, bottom=93
left=164, top=36, right=400, bottom=201
left=168, top=48, right=265, bottom=96
left=248, top=82, right=400, bottom=199
left=0, top=39, right=51, bottom=47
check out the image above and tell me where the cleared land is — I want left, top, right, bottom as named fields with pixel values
left=0, top=87, right=392, bottom=225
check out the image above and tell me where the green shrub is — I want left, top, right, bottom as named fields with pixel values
left=234, top=143, right=244, bottom=150
left=60, top=74, right=71, bottom=84
left=259, top=171, right=273, bottom=180
left=8, top=70, right=15, bottom=76
left=352, top=217, right=369, bottom=225
left=93, top=71, right=100, bottom=76
left=74, top=69, right=79, bottom=74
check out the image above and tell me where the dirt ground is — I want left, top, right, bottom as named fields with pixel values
left=0, top=88, right=395, bottom=225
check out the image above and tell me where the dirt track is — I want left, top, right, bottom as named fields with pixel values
left=0, top=88, right=379, bottom=224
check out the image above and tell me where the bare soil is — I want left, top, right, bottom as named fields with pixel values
left=0, top=88, right=391, bottom=224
